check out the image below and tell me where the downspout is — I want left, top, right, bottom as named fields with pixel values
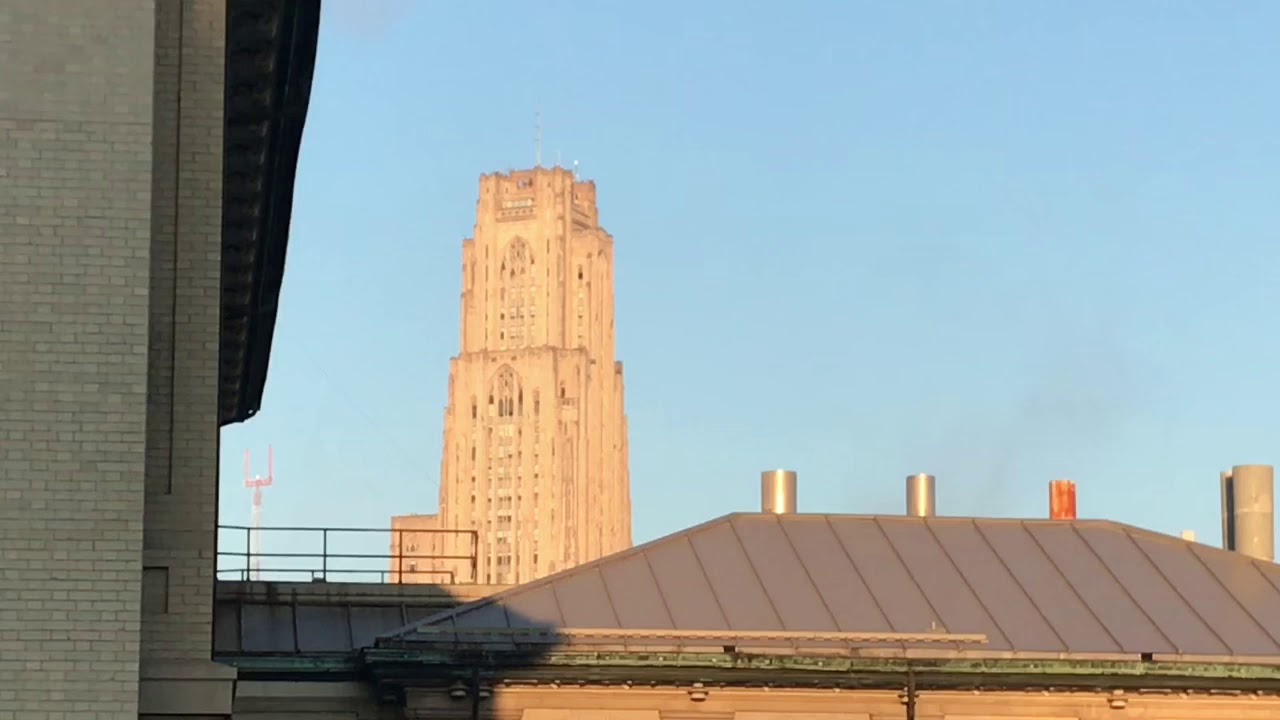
left=905, top=668, right=917, bottom=720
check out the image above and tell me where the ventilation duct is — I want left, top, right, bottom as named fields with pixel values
left=1221, top=464, right=1274, bottom=562
left=906, top=474, right=936, bottom=517
left=761, top=470, right=797, bottom=514
left=1049, top=479, right=1077, bottom=520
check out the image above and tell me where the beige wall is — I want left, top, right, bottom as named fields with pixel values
left=0, top=1, right=232, bottom=716
left=400, top=685, right=1280, bottom=720
left=0, top=0, right=157, bottom=716
left=142, top=0, right=224, bottom=661
left=138, top=0, right=236, bottom=714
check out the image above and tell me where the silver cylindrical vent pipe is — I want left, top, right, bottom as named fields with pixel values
left=906, top=473, right=936, bottom=517
left=761, top=469, right=797, bottom=514
left=1221, top=465, right=1274, bottom=562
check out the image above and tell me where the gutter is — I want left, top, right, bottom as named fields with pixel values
left=358, top=649, right=1280, bottom=686
left=218, top=647, right=1280, bottom=693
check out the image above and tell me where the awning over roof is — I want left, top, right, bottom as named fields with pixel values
left=381, top=513, right=1280, bottom=662
left=219, top=0, right=321, bottom=426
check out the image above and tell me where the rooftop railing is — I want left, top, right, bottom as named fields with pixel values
left=216, top=525, right=479, bottom=584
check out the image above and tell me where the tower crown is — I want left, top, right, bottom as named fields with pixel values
left=476, top=167, right=599, bottom=228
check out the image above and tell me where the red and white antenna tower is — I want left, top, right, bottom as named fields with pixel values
left=243, top=446, right=274, bottom=581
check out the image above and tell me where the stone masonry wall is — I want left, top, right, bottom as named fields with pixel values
left=0, top=1, right=157, bottom=717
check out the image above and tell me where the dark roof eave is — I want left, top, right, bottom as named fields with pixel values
left=219, top=0, right=321, bottom=426
left=352, top=648, right=1280, bottom=692
left=218, top=647, right=1280, bottom=690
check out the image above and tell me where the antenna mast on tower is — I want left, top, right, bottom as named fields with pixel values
left=534, top=107, right=542, bottom=167
left=243, top=446, right=274, bottom=581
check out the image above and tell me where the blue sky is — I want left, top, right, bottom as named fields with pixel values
left=219, top=0, right=1280, bottom=569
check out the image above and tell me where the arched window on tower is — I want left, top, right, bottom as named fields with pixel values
left=491, top=366, right=519, bottom=420
left=487, top=364, right=521, bottom=583
left=499, top=238, right=534, bottom=349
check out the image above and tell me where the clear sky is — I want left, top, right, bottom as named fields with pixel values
left=218, top=0, right=1280, bottom=569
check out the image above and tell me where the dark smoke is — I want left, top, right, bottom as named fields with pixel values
left=942, top=329, right=1149, bottom=517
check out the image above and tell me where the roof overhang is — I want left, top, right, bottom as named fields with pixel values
left=219, top=646, right=1280, bottom=693
left=219, top=0, right=321, bottom=426
left=363, top=626, right=1280, bottom=688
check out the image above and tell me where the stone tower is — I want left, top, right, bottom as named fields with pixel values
left=393, top=166, right=631, bottom=586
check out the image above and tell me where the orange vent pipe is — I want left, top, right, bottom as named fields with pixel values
left=1049, top=479, right=1077, bottom=520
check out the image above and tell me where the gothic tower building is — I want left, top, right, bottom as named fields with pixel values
left=393, top=167, right=631, bottom=586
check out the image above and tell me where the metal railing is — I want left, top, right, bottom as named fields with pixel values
left=216, top=525, right=479, bottom=584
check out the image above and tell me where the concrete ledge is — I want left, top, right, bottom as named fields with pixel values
left=233, top=680, right=384, bottom=718
left=139, top=659, right=237, bottom=717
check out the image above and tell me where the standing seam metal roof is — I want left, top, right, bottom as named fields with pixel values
left=381, top=513, right=1280, bottom=659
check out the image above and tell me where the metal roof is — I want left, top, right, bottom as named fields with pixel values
left=381, top=513, right=1280, bottom=661
left=211, top=581, right=512, bottom=655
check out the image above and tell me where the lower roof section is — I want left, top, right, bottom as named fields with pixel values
left=219, top=0, right=321, bottom=426
left=212, top=580, right=513, bottom=655
left=217, top=513, right=1280, bottom=692
left=380, top=512, right=1280, bottom=662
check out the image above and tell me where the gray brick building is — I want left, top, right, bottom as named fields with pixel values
left=0, top=1, right=319, bottom=717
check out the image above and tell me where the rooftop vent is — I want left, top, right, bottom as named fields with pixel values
left=1221, top=464, right=1274, bottom=561
left=761, top=470, right=797, bottom=514
left=1049, top=479, right=1077, bottom=520
left=906, top=473, right=936, bottom=517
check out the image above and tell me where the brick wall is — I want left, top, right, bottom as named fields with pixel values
left=140, top=0, right=225, bottom=663
left=0, top=0, right=232, bottom=714
left=0, top=1, right=157, bottom=717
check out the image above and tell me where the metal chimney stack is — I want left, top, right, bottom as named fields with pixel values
left=1220, top=469, right=1233, bottom=551
left=1221, top=465, right=1274, bottom=562
left=761, top=470, right=797, bottom=514
left=1049, top=479, right=1077, bottom=520
left=906, top=474, right=936, bottom=517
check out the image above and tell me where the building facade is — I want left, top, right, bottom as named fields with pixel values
left=0, top=1, right=317, bottom=717
left=393, top=167, right=631, bottom=586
